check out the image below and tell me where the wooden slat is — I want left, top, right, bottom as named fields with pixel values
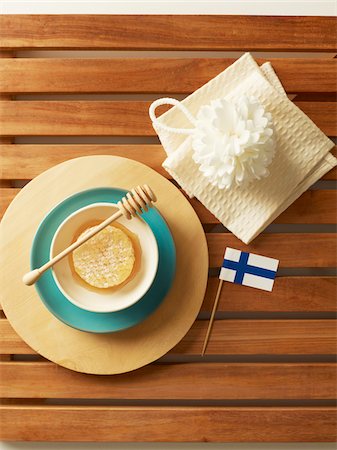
left=1, top=405, right=336, bottom=442
left=0, top=145, right=167, bottom=180
left=0, top=277, right=335, bottom=314
left=1, top=361, right=335, bottom=400
left=275, top=190, right=337, bottom=223
left=201, top=277, right=337, bottom=313
left=296, top=101, right=337, bottom=136
left=1, top=194, right=336, bottom=264
left=174, top=319, right=337, bottom=355
left=0, top=52, right=14, bottom=147
left=192, top=190, right=337, bottom=224
left=1, top=186, right=336, bottom=224
left=0, top=188, right=19, bottom=218
left=1, top=15, right=336, bottom=51
left=324, top=147, right=336, bottom=179
left=0, top=189, right=335, bottom=264
left=0, top=101, right=336, bottom=136
left=1, top=145, right=336, bottom=181
left=207, top=234, right=337, bottom=267
left=1, top=58, right=336, bottom=94
left=0, top=319, right=32, bottom=354
left=1, top=319, right=335, bottom=355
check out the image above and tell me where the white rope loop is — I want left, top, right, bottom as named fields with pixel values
left=149, top=97, right=197, bottom=135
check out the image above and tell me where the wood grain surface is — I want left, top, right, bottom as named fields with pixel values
left=1, top=15, right=336, bottom=51
left=1, top=406, right=336, bottom=441
left=1, top=361, right=335, bottom=399
left=1, top=319, right=336, bottom=356
left=1, top=101, right=336, bottom=136
left=174, top=320, right=337, bottom=355
left=1, top=58, right=336, bottom=93
left=207, top=234, right=337, bottom=267
left=192, top=190, right=337, bottom=224
left=1, top=187, right=336, bottom=224
left=201, top=277, right=337, bottom=312
left=1, top=145, right=336, bottom=180
left=1, top=277, right=335, bottom=313
left=0, top=13, right=336, bottom=444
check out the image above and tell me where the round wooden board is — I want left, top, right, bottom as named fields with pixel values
left=0, top=156, right=208, bottom=374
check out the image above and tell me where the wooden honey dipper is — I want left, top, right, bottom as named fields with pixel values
left=23, top=185, right=157, bottom=286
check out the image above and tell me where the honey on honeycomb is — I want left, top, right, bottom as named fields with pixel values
left=72, top=225, right=135, bottom=288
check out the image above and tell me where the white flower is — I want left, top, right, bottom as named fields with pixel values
left=192, top=95, right=276, bottom=189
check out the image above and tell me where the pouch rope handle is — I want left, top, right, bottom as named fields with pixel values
left=149, top=97, right=197, bottom=135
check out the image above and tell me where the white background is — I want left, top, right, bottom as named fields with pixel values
left=0, top=0, right=336, bottom=15
left=0, top=1, right=336, bottom=449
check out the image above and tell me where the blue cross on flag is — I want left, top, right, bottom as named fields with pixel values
left=220, top=247, right=279, bottom=292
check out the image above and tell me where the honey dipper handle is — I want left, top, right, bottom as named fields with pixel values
left=22, top=208, right=123, bottom=286
left=23, top=184, right=156, bottom=286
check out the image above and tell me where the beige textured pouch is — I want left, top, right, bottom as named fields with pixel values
left=150, top=53, right=336, bottom=244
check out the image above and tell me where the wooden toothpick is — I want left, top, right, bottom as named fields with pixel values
left=201, top=279, right=224, bottom=356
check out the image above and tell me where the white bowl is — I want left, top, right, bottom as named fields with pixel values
left=50, top=203, right=158, bottom=313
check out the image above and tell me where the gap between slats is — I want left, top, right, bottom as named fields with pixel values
left=7, top=354, right=337, bottom=364
left=13, top=51, right=337, bottom=58
left=1, top=399, right=336, bottom=407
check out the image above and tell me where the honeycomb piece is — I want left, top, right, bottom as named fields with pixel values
left=72, top=225, right=135, bottom=288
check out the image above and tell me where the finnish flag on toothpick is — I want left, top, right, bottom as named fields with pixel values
left=220, top=248, right=279, bottom=292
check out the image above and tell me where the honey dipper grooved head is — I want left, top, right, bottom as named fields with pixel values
left=117, top=185, right=156, bottom=219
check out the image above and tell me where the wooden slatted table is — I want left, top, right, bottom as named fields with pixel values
left=0, top=15, right=336, bottom=443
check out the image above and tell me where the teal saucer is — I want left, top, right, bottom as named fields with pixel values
left=31, top=187, right=176, bottom=333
